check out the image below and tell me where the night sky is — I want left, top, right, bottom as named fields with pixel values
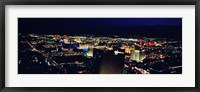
left=18, top=18, right=182, bottom=39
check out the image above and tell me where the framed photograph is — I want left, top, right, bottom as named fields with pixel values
left=0, top=0, right=200, bottom=91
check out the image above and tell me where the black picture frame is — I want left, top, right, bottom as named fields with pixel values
left=0, top=0, right=200, bottom=92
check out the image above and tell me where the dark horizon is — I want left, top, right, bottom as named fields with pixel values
left=18, top=18, right=182, bottom=39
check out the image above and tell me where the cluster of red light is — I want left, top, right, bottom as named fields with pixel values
left=145, top=42, right=156, bottom=46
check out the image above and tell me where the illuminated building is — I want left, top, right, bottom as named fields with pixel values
left=139, top=50, right=145, bottom=62
left=139, top=39, right=143, bottom=46
left=130, top=48, right=135, bottom=60
left=125, top=47, right=133, bottom=54
left=130, top=44, right=144, bottom=61
left=114, top=50, right=124, bottom=55
left=59, top=39, right=64, bottom=45
left=149, top=42, right=156, bottom=46
left=74, top=36, right=86, bottom=43
left=46, top=39, right=55, bottom=44
left=135, top=50, right=140, bottom=61
left=145, top=41, right=156, bottom=47
left=87, top=48, right=93, bottom=57
left=145, top=42, right=149, bottom=46
left=63, top=39, right=69, bottom=44
left=128, top=38, right=138, bottom=42
left=130, top=49, right=145, bottom=62
left=78, top=44, right=89, bottom=49
left=63, top=35, right=68, bottom=39
left=53, top=35, right=61, bottom=40
left=120, top=46, right=133, bottom=54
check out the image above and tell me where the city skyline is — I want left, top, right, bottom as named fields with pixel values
left=18, top=18, right=182, bottom=74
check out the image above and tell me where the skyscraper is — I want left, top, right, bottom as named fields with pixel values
left=135, top=50, right=140, bottom=61
left=139, top=50, right=145, bottom=62
left=130, top=49, right=145, bottom=62
left=139, top=39, right=143, bottom=47
left=130, top=48, right=135, bottom=60
left=87, top=48, right=93, bottom=57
